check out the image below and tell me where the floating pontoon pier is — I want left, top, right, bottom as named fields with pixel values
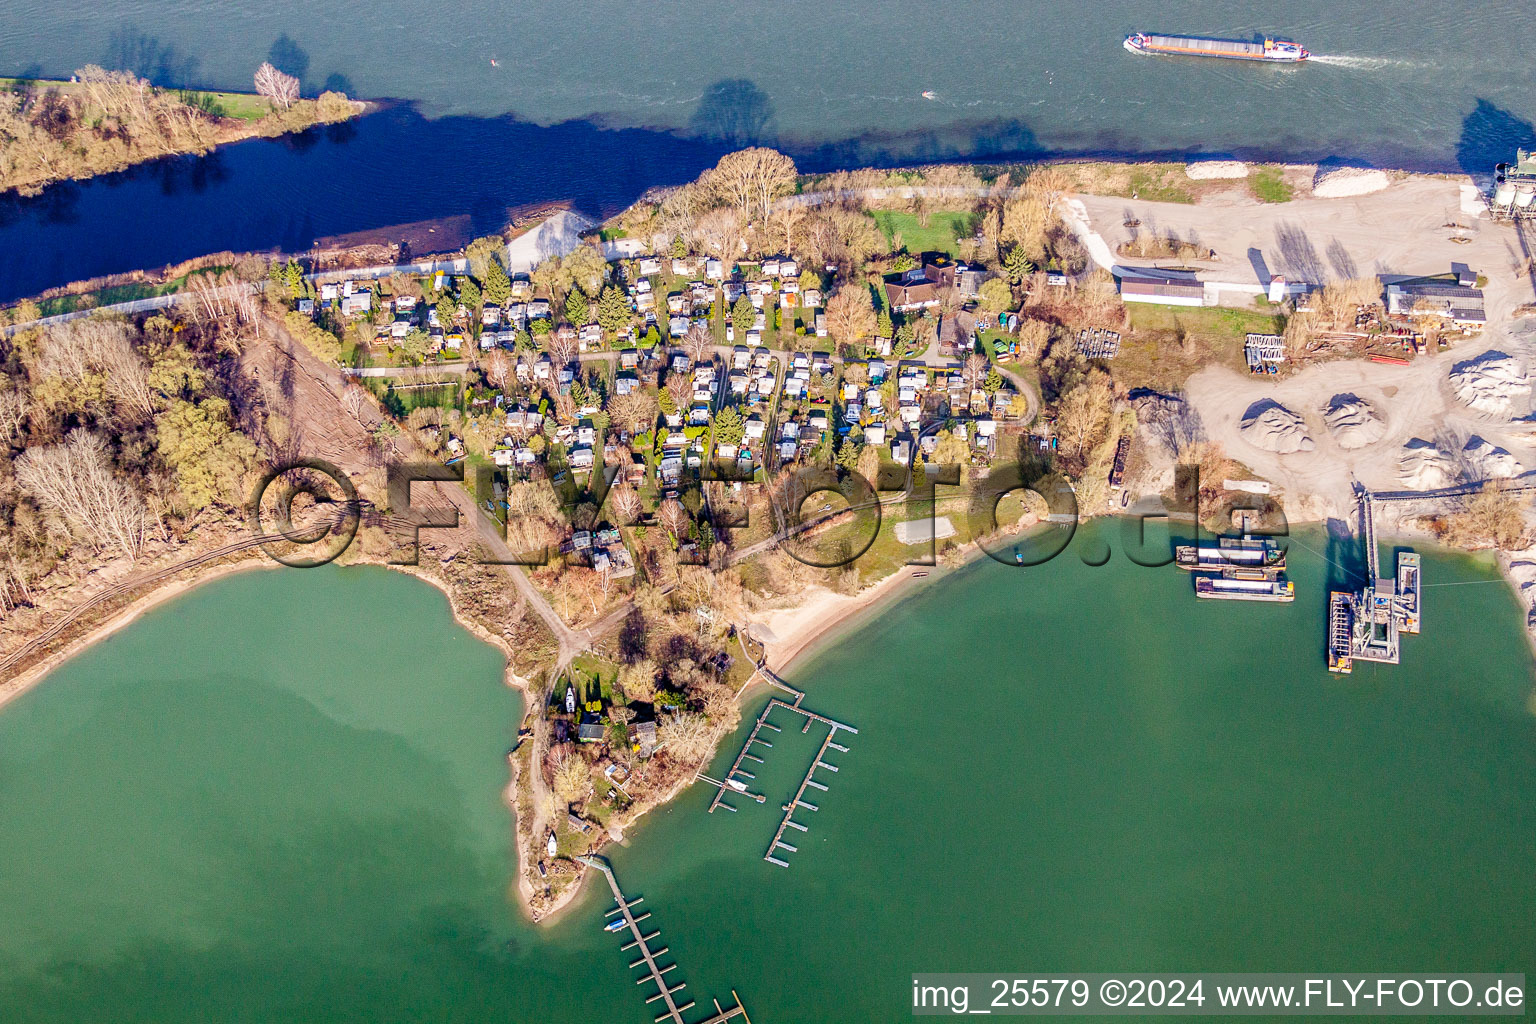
left=705, top=679, right=856, bottom=868
left=578, top=856, right=753, bottom=1024
left=1327, top=488, right=1424, bottom=674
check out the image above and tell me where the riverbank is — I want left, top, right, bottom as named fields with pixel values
left=1, top=73, right=365, bottom=197
left=0, top=556, right=275, bottom=713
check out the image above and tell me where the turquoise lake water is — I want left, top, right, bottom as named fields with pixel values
left=1, top=527, right=1533, bottom=1022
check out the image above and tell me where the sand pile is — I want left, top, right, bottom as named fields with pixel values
left=1186, top=160, right=1248, bottom=180
left=1398, top=439, right=1452, bottom=489
left=1239, top=399, right=1314, bottom=454
left=1322, top=393, right=1385, bottom=449
left=1449, top=351, right=1531, bottom=415
left=1462, top=436, right=1524, bottom=479
left=1313, top=167, right=1390, bottom=197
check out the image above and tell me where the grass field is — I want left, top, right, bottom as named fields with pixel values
left=30, top=261, right=239, bottom=317
left=869, top=209, right=976, bottom=255
left=1249, top=165, right=1294, bottom=203
left=1059, top=162, right=1196, bottom=204
left=1116, top=303, right=1287, bottom=390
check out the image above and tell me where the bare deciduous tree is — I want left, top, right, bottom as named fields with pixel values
left=658, top=497, right=689, bottom=538
left=0, top=381, right=26, bottom=446
left=254, top=62, right=300, bottom=110
left=341, top=383, right=368, bottom=420
left=551, top=753, right=591, bottom=804
left=35, top=319, right=155, bottom=419
left=683, top=322, right=714, bottom=365
left=703, top=147, right=798, bottom=221
left=657, top=711, right=715, bottom=762
left=825, top=285, right=876, bottom=342
left=14, top=429, right=147, bottom=560
left=609, top=484, right=643, bottom=525
left=693, top=207, right=748, bottom=260
left=181, top=270, right=259, bottom=340
left=608, top=389, right=658, bottom=435
left=485, top=349, right=512, bottom=392
left=545, top=331, right=578, bottom=366
left=665, top=373, right=692, bottom=416
left=95, top=327, right=156, bottom=420
left=962, top=353, right=989, bottom=390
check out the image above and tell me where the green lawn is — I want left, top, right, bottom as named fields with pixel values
left=1116, top=302, right=1286, bottom=389
left=26, top=261, right=240, bottom=318
left=1127, top=303, right=1285, bottom=340
left=870, top=209, right=976, bottom=256
left=1249, top=165, right=1293, bottom=203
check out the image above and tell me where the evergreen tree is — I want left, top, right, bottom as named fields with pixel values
left=565, top=289, right=591, bottom=326
left=835, top=438, right=862, bottom=472
left=460, top=277, right=481, bottom=313
left=435, top=291, right=458, bottom=332
left=1003, top=245, right=1035, bottom=284
left=483, top=258, right=512, bottom=307
left=712, top=405, right=745, bottom=447
left=671, top=234, right=687, bottom=258
left=877, top=308, right=893, bottom=337
left=732, top=296, right=754, bottom=336
left=597, top=285, right=632, bottom=335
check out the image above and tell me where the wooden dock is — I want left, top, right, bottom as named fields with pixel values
left=707, top=696, right=855, bottom=815
left=577, top=856, right=752, bottom=1024
left=704, top=689, right=856, bottom=868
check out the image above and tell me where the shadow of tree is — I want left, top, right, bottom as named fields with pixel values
left=322, top=72, right=356, bottom=97
left=103, top=25, right=199, bottom=87
left=268, top=33, right=311, bottom=89
left=1326, top=238, right=1358, bottom=280
left=1274, top=221, right=1323, bottom=284
left=1455, top=99, right=1536, bottom=177
left=686, top=79, right=775, bottom=147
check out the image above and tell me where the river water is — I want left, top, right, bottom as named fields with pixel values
left=2, top=526, right=1533, bottom=1022
left=2, top=1, right=1535, bottom=301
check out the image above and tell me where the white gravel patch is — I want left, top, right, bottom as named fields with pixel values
left=1313, top=167, right=1391, bottom=198
left=1185, top=160, right=1249, bottom=180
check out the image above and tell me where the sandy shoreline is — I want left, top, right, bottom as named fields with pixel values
left=3, top=505, right=1531, bottom=932
left=0, top=557, right=280, bottom=713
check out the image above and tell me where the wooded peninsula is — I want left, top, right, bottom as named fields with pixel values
left=0, top=63, right=362, bottom=196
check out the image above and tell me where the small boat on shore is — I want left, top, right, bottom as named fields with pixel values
left=1124, top=32, right=1309, bottom=62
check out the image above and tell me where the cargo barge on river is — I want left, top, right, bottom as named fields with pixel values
left=1123, top=32, right=1310, bottom=62
left=1181, top=534, right=1294, bottom=603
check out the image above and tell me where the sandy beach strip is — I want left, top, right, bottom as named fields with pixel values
left=0, top=557, right=279, bottom=713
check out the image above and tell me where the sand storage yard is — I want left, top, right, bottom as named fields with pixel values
left=1240, top=399, right=1314, bottom=453
left=1462, top=436, right=1524, bottom=479
left=1322, top=393, right=1386, bottom=449
left=1398, top=439, right=1454, bottom=489
left=1449, top=351, right=1532, bottom=415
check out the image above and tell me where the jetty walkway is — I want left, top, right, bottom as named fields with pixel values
left=703, top=685, right=857, bottom=868
left=577, top=856, right=751, bottom=1024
